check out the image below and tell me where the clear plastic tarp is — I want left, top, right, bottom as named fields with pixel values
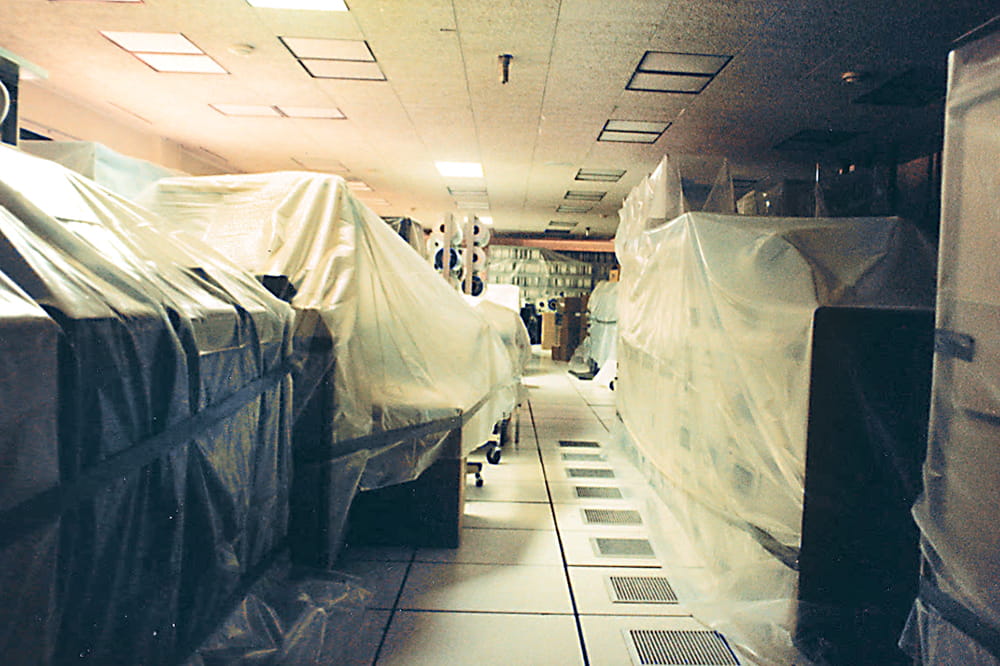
left=142, top=172, right=515, bottom=466
left=183, top=558, right=373, bottom=666
left=0, top=143, right=296, bottom=664
left=465, top=295, right=531, bottom=394
left=615, top=174, right=937, bottom=662
left=903, top=26, right=1000, bottom=664
left=21, top=140, right=181, bottom=200
left=584, top=279, right=618, bottom=369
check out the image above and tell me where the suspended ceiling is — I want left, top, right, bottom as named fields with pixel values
left=0, top=0, right=995, bottom=237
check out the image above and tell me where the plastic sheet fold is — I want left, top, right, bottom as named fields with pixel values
left=143, top=173, right=516, bottom=565
left=614, top=191, right=936, bottom=662
left=183, top=558, right=373, bottom=666
left=21, top=140, right=181, bottom=200
left=903, top=26, right=1000, bottom=664
left=0, top=144, right=295, bottom=664
left=143, top=172, right=515, bottom=461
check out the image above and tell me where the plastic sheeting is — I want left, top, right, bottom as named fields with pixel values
left=465, top=295, right=532, bottom=380
left=184, top=558, right=372, bottom=666
left=0, top=271, right=60, bottom=665
left=143, top=172, right=516, bottom=466
left=0, top=143, right=296, bottom=664
left=145, top=172, right=515, bottom=452
left=903, top=26, right=1000, bottom=664
left=21, top=140, right=180, bottom=200
left=614, top=187, right=936, bottom=662
left=584, top=279, right=618, bottom=369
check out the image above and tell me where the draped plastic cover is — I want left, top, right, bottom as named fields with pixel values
left=21, top=140, right=180, bottom=200
left=902, top=28, right=1000, bottom=664
left=142, top=172, right=516, bottom=468
left=184, top=559, right=373, bottom=666
left=584, top=279, right=618, bottom=369
left=0, top=271, right=60, bottom=665
left=465, top=295, right=531, bottom=379
left=0, top=144, right=343, bottom=664
left=615, top=188, right=936, bottom=660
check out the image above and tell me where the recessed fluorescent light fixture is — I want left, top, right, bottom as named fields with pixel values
left=545, top=228, right=572, bottom=236
left=627, top=50, right=731, bottom=94
left=575, top=168, right=626, bottom=182
left=448, top=186, right=487, bottom=197
left=101, top=31, right=227, bottom=73
left=456, top=201, right=490, bottom=210
left=101, top=31, right=202, bottom=54
left=52, top=0, right=142, bottom=3
left=598, top=119, right=669, bottom=143
left=134, top=53, right=227, bottom=74
left=300, top=59, right=385, bottom=80
left=478, top=216, right=493, bottom=225
left=565, top=190, right=606, bottom=202
left=557, top=204, right=593, bottom=214
left=435, top=161, right=483, bottom=178
left=359, top=197, right=390, bottom=206
left=346, top=179, right=372, bottom=191
left=281, top=37, right=374, bottom=61
left=548, top=220, right=578, bottom=228
left=774, top=129, right=860, bottom=152
left=211, top=103, right=283, bottom=117
left=247, top=0, right=348, bottom=9
left=278, top=105, right=346, bottom=119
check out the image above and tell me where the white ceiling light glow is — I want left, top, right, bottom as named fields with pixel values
left=100, top=31, right=201, bottom=53
left=101, top=31, right=226, bottom=74
left=134, top=53, right=226, bottom=74
left=278, top=105, right=346, bottom=119
left=435, top=161, right=483, bottom=178
left=247, top=0, right=348, bottom=10
left=211, top=104, right=282, bottom=117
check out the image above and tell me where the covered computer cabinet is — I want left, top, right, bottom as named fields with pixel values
left=0, top=144, right=311, bottom=663
left=615, top=155, right=937, bottom=664
left=144, top=173, right=516, bottom=561
left=901, top=21, right=1000, bottom=665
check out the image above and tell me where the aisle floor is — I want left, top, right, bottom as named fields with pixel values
left=338, top=352, right=742, bottom=665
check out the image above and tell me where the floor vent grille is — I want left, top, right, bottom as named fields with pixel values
left=575, top=486, right=623, bottom=499
left=584, top=508, right=643, bottom=526
left=609, top=575, right=677, bottom=603
left=559, top=439, right=601, bottom=448
left=568, top=467, right=615, bottom=479
left=562, top=452, right=605, bottom=462
left=594, top=537, right=655, bottom=558
left=626, top=629, right=739, bottom=665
